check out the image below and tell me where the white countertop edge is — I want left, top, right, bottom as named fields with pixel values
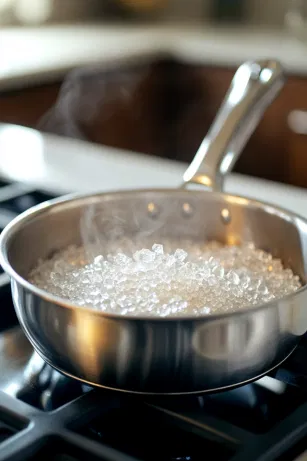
left=2, top=23, right=307, bottom=91
left=0, top=123, right=306, bottom=219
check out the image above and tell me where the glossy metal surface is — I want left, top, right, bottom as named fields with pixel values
left=183, top=59, right=284, bottom=190
left=2, top=59, right=307, bottom=395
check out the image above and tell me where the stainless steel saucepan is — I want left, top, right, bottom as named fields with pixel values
left=1, top=59, right=307, bottom=395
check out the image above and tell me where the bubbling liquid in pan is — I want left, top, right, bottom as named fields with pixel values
left=28, top=240, right=301, bottom=317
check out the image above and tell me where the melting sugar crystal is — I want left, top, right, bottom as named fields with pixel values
left=29, top=240, right=301, bottom=317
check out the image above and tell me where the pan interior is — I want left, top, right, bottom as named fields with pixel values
left=5, top=189, right=307, bottom=286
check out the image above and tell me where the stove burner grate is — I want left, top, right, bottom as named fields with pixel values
left=0, top=179, right=307, bottom=460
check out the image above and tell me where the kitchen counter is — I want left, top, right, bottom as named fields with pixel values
left=0, top=123, right=307, bottom=220
left=1, top=23, right=307, bottom=91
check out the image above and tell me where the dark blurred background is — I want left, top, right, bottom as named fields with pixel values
left=1, top=0, right=307, bottom=187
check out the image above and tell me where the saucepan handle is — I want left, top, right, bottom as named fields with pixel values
left=183, top=59, right=285, bottom=191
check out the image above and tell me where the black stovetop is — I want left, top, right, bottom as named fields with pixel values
left=0, top=180, right=307, bottom=461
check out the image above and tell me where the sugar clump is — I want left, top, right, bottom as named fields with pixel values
left=28, top=240, right=302, bottom=317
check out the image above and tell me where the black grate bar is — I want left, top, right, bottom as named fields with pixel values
left=62, top=429, right=143, bottom=461
left=228, top=439, right=264, bottom=461
left=227, top=401, right=307, bottom=461
left=0, top=425, right=45, bottom=461
left=0, top=391, right=39, bottom=422
left=0, top=184, right=35, bottom=203
left=50, top=390, right=120, bottom=429
left=148, top=403, right=247, bottom=447
left=0, top=210, right=18, bottom=229
left=256, top=403, right=307, bottom=461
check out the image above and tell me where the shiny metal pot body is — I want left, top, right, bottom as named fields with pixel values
left=2, top=59, right=306, bottom=394
left=3, top=188, right=307, bottom=394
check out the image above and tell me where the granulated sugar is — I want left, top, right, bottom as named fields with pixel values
left=28, top=241, right=301, bottom=317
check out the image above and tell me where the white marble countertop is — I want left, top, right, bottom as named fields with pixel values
left=0, top=123, right=306, bottom=220
left=1, top=23, right=307, bottom=91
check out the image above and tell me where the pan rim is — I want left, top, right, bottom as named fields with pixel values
left=1, top=187, right=307, bottom=322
